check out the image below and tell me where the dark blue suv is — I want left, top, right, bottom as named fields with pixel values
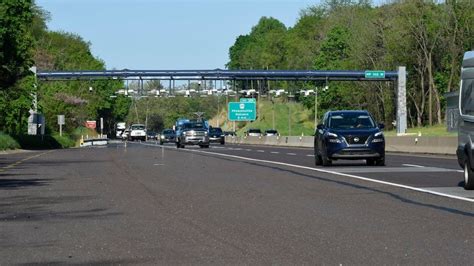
left=314, top=110, right=385, bottom=166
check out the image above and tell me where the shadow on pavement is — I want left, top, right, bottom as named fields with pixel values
left=0, top=195, right=121, bottom=222
left=0, top=178, right=50, bottom=190
left=18, top=258, right=154, bottom=266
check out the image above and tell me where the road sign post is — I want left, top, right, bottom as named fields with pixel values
left=58, top=115, right=65, bottom=136
left=228, top=102, right=256, bottom=121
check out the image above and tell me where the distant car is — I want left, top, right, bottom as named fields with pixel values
left=246, top=129, right=262, bottom=137
left=314, top=110, right=385, bottom=166
left=223, top=131, right=236, bottom=137
left=159, top=129, right=176, bottom=145
left=264, top=129, right=279, bottom=136
left=121, top=129, right=130, bottom=140
left=147, top=131, right=157, bottom=140
left=128, top=124, right=146, bottom=141
left=209, top=127, right=225, bottom=145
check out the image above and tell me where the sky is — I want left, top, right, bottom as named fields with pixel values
left=35, top=0, right=323, bottom=70
left=36, top=0, right=382, bottom=71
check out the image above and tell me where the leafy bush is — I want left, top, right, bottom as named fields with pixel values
left=0, top=132, right=20, bottom=150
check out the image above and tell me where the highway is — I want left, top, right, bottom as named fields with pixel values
left=0, top=142, right=473, bottom=264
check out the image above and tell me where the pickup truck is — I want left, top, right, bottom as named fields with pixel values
left=128, top=124, right=146, bottom=141
left=176, top=121, right=209, bottom=148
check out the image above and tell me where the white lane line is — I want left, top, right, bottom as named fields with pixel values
left=287, top=153, right=297, bottom=156
left=403, top=164, right=425, bottom=168
left=140, top=142, right=474, bottom=203
left=257, top=150, right=265, bottom=153
left=185, top=148, right=474, bottom=203
left=271, top=151, right=280, bottom=154
left=153, top=163, right=165, bottom=166
left=233, top=148, right=243, bottom=151
left=306, top=154, right=315, bottom=157
left=457, top=170, right=464, bottom=173
left=245, top=149, right=252, bottom=152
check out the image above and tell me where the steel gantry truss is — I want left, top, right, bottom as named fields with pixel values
left=35, top=67, right=407, bottom=134
left=37, top=69, right=399, bottom=81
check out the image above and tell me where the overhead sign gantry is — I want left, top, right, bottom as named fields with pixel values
left=35, top=67, right=407, bottom=134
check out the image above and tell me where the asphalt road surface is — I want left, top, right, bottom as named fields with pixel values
left=0, top=142, right=473, bottom=264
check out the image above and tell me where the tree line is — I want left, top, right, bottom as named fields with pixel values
left=0, top=0, right=130, bottom=138
left=227, top=0, right=474, bottom=128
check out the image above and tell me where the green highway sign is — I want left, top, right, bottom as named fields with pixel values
left=365, top=70, right=385, bottom=79
left=228, top=102, right=256, bottom=121
left=240, top=98, right=256, bottom=103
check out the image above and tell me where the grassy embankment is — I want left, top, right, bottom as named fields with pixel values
left=209, top=98, right=315, bottom=136
left=209, top=98, right=456, bottom=137
left=384, top=124, right=457, bottom=137
left=0, top=127, right=98, bottom=151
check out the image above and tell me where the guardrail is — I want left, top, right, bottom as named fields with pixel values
left=225, top=135, right=457, bottom=155
left=80, top=135, right=108, bottom=147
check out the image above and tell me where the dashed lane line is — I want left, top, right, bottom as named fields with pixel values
left=140, top=143, right=474, bottom=203
left=287, top=153, right=297, bottom=156
left=0, top=151, right=53, bottom=172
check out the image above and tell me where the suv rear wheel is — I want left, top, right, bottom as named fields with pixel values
left=464, top=158, right=474, bottom=190
left=375, top=157, right=385, bottom=166
left=315, top=154, right=322, bottom=166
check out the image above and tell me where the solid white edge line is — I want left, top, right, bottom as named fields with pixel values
left=403, top=164, right=425, bottom=168
left=140, top=143, right=474, bottom=203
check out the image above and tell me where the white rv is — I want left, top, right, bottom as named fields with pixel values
left=457, top=51, right=474, bottom=190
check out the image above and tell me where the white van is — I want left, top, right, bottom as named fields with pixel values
left=456, top=51, right=474, bottom=190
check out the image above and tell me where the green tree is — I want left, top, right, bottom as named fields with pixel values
left=0, top=0, right=34, bottom=90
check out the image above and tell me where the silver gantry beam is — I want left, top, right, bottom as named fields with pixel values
left=37, top=69, right=398, bottom=81
left=35, top=68, right=407, bottom=134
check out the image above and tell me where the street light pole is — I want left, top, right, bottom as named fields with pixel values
left=217, top=94, right=219, bottom=127
left=272, top=98, right=275, bottom=130
left=314, top=88, right=318, bottom=129
left=288, top=103, right=291, bottom=136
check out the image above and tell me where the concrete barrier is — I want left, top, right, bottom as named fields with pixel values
left=226, top=135, right=457, bottom=155
left=385, top=136, right=457, bottom=155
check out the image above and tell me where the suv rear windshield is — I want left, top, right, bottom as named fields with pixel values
left=209, top=128, right=223, bottom=134
left=329, top=113, right=375, bottom=129
left=163, top=129, right=174, bottom=134
left=265, top=130, right=277, bottom=134
left=248, top=129, right=261, bottom=133
left=131, top=125, right=145, bottom=130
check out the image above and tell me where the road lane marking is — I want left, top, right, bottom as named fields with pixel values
left=403, top=164, right=425, bottom=168
left=139, top=142, right=474, bottom=203
left=184, top=148, right=474, bottom=203
left=257, top=150, right=265, bottom=153
left=0, top=151, right=53, bottom=171
left=287, top=153, right=297, bottom=156
left=271, top=152, right=280, bottom=154
left=245, top=149, right=252, bottom=152
left=306, top=154, right=315, bottom=157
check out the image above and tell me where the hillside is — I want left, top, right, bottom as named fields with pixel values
left=209, top=98, right=315, bottom=136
